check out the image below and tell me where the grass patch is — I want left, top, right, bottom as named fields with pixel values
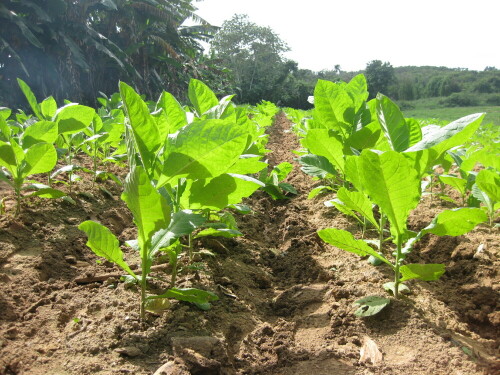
left=400, top=97, right=500, bottom=126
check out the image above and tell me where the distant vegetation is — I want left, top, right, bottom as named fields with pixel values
left=1, top=6, right=499, bottom=112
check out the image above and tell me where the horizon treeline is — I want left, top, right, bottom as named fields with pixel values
left=1, top=5, right=498, bottom=110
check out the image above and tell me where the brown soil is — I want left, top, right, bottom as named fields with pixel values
left=0, top=113, right=498, bottom=375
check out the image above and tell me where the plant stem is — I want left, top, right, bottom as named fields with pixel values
left=140, top=270, right=147, bottom=321
left=188, top=233, right=193, bottom=263
left=379, top=214, right=386, bottom=252
left=394, top=235, right=403, bottom=299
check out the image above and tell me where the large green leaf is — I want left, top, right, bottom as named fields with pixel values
left=183, top=174, right=263, bottom=210
left=475, top=169, right=500, bottom=202
left=313, top=80, right=353, bottom=137
left=0, top=141, right=18, bottom=173
left=298, top=154, right=337, bottom=178
left=55, top=104, right=95, bottom=134
left=347, top=121, right=382, bottom=151
left=424, top=207, right=487, bottom=236
left=399, top=263, right=445, bottom=282
left=22, top=121, right=58, bottom=149
left=121, top=166, right=171, bottom=273
left=78, top=221, right=137, bottom=278
left=156, top=91, right=188, bottom=134
left=22, top=143, right=57, bottom=177
left=17, top=78, right=42, bottom=119
left=405, top=113, right=484, bottom=156
left=150, top=210, right=206, bottom=255
left=402, top=207, right=487, bottom=254
left=188, top=79, right=219, bottom=116
left=359, top=150, right=421, bottom=239
left=120, top=82, right=161, bottom=176
left=226, top=156, right=267, bottom=175
left=158, top=119, right=253, bottom=187
left=336, top=187, right=378, bottom=229
left=302, top=129, right=345, bottom=174
left=318, top=228, right=392, bottom=267
left=40, top=96, right=57, bottom=119
left=345, top=74, right=369, bottom=108
left=376, top=94, right=410, bottom=152
left=438, top=175, right=467, bottom=196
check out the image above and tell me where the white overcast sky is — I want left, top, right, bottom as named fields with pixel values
left=193, top=0, right=500, bottom=72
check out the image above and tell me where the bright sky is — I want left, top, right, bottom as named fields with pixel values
left=193, top=0, right=500, bottom=72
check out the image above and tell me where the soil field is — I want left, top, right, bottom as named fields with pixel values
left=0, top=113, right=498, bottom=374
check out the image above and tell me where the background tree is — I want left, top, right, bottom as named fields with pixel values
left=210, top=14, right=298, bottom=105
left=0, top=0, right=218, bottom=108
left=365, top=60, right=395, bottom=98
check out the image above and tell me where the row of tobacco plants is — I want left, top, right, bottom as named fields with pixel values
left=0, top=78, right=285, bottom=320
left=285, top=74, right=499, bottom=316
left=1, top=74, right=498, bottom=320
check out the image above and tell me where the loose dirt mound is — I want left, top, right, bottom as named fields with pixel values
left=0, top=113, right=498, bottom=374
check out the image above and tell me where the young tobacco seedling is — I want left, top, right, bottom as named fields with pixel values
left=79, top=166, right=217, bottom=320
left=0, top=116, right=58, bottom=215
left=259, top=162, right=297, bottom=200
left=318, top=150, right=444, bottom=305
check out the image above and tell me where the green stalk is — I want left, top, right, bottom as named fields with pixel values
left=379, top=213, right=386, bottom=252
left=393, top=235, right=403, bottom=299
left=188, top=233, right=193, bottom=263
left=140, top=265, right=147, bottom=321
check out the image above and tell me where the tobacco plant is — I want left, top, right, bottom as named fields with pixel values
left=79, top=166, right=216, bottom=320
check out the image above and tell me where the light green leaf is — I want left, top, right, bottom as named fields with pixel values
left=226, top=156, right=267, bottom=174
left=149, top=287, right=218, bottom=310
left=17, top=78, right=42, bottom=119
left=299, top=154, right=337, bottom=178
left=194, top=228, right=242, bottom=238
left=22, top=121, right=58, bottom=149
left=405, top=113, right=484, bottom=156
left=402, top=207, right=487, bottom=254
left=40, top=97, right=57, bottom=119
left=150, top=210, right=206, bottom=254
left=0, top=107, right=12, bottom=120
left=121, top=166, right=171, bottom=272
left=0, top=141, right=18, bottom=172
left=22, top=143, right=57, bottom=177
left=337, top=187, right=379, bottom=229
left=359, top=150, right=421, bottom=239
left=158, top=119, right=253, bottom=187
left=56, top=104, right=95, bottom=134
left=439, top=175, right=467, bottom=196
left=347, top=121, right=382, bottom=151
left=302, top=129, right=345, bottom=174
left=30, top=187, right=66, bottom=198
left=399, top=263, right=445, bottom=282
left=476, top=169, right=500, bottom=202
left=318, top=228, right=392, bottom=267
left=376, top=94, right=410, bottom=152
left=313, top=80, right=353, bottom=137
left=78, top=221, right=137, bottom=278
left=156, top=91, right=188, bottom=134
left=406, top=118, right=423, bottom=147
left=120, top=82, right=161, bottom=176
left=426, top=207, right=487, bottom=236
left=308, top=186, right=333, bottom=199
left=188, top=79, right=218, bottom=116
left=184, top=174, right=263, bottom=211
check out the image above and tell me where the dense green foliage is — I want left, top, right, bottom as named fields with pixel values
left=0, top=0, right=218, bottom=108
